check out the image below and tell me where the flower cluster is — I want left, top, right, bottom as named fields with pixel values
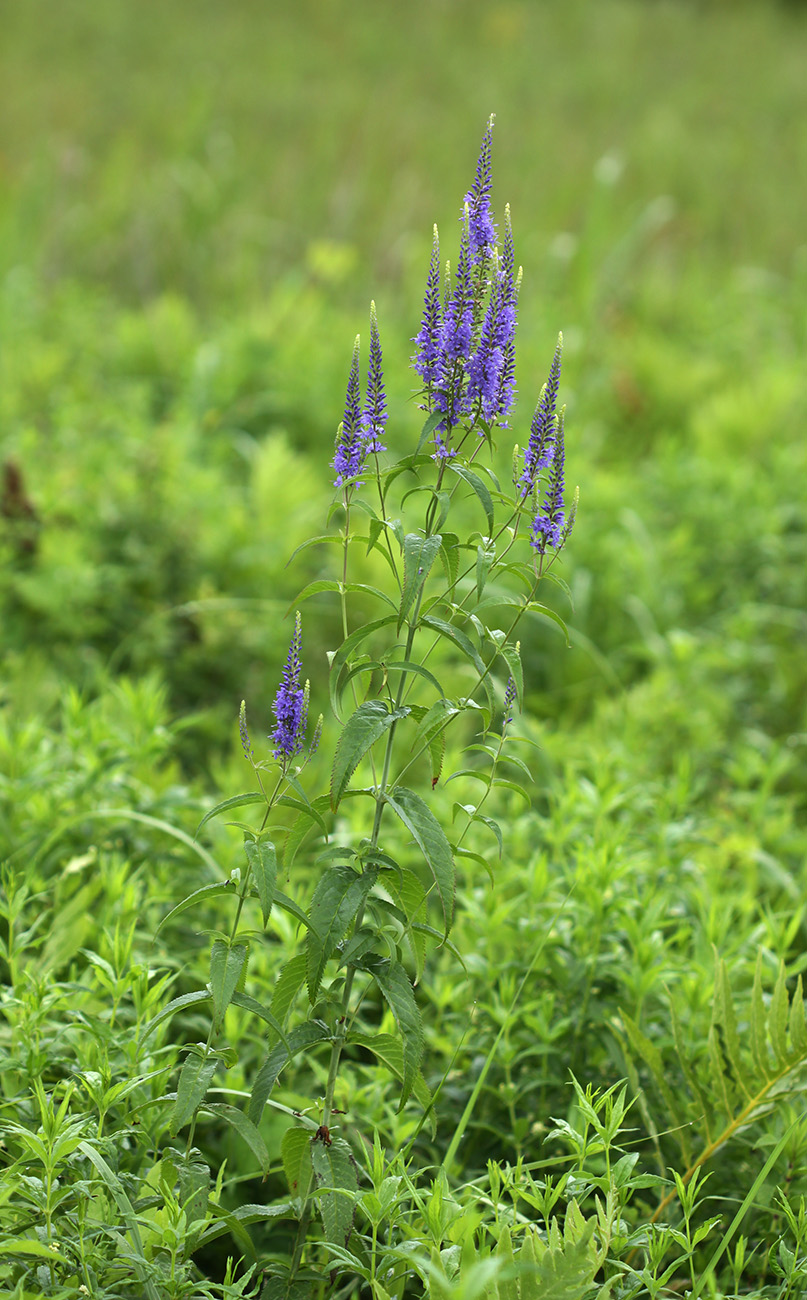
left=333, top=304, right=388, bottom=488
left=271, top=612, right=308, bottom=762
left=411, top=115, right=519, bottom=457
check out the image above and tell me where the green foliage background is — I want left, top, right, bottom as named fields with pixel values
left=1, top=0, right=806, bottom=1295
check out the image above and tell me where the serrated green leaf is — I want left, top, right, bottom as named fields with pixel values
left=399, top=533, right=442, bottom=631
left=385, top=658, right=445, bottom=697
left=438, top=532, right=460, bottom=588
left=329, top=614, right=399, bottom=718
left=331, top=702, right=408, bottom=810
left=244, top=838, right=277, bottom=927
left=196, top=793, right=265, bottom=836
left=448, top=462, right=494, bottom=533
left=203, top=1103, right=269, bottom=1174
left=271, top=953, right=309, bottom=1027
left=348, top=1031, right=433, bottom=1114
left=307, top=865, right=378, bottom=1001
left=769, top=963, right=790, bottom=1067
left=383, top=786, right=455, bottom=935
left=248, top=1020, right=331, bottom=1123
left=210, top=940, right=248, bottom=1030
left=282, top=1125, right=314, bottom=1197
left=364, top=957, right=423, bottom=1107
left=417, top=408, right=445, bottom=452
left=156, top=880, right=238, bottom=936
left=311, top=1135, right=358, bottom=1246
left=273, top=890, right=312, bottom=931
left=420, top=613, right=495, bottom=714
left=139, top=988, right=212, bottom=1046
left=172, top=1051, right=218, bottom=1133
left=789, top=976, right=807, bottom=1055
left=230, top=990, right=288, bottom=1047
left=527, top=601, right=570, bottom=645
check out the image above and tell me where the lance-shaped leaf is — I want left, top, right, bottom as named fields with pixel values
left=210, top=940, right=248, bottom=1031
left=287, top=578, right=397, bottom=615
left=248, top=1020, right=331, bottom=1124
left=363, top=957, right=423, bottom=1108
left=307, top=865, right=378, bottom=1002
left=271, top=952, right=308, bottom=1027
left=171, top=1049, right=218, bottom=1133
left=328, top=614, right=399, bottom=718
left=420, top=613, right=495, bottom=714
left=311, top=1135, right=359, bottom=1246
left=348, top=1031, right=433, bottom=1113
left=196, top=793, right=265, bottom=837
left=331, top=702, right=409, bottom=810
left=281, top=1125, right=314, bottom=1197
left=448, top=462, right=494, bottom=533
left=476, top=542, right=496, bottom=600
left=244, top=838, right=277, bottom=927
left=203, top=1103, right=269, bottom=1175
left=383, top=786, right=455, bottom=935
left=438, top=532, right=460, bottom=588
left=398, top=532, right=442, bottom=632
left=155, top=880, right=238, bottom=936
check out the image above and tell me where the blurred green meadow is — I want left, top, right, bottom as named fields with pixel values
left=1, top=0, right=807, bottom=1295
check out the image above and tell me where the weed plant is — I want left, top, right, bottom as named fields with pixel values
left=2, top=111, right=807, bottom=1300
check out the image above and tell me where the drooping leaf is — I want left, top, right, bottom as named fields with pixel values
left=348, top=1031, right=433, bottom=1114
left=328, top=614, right=399, bottom=718
left=399, top=533, right=442, bottom=632
left=203, top=1102, right=269, bottom=1174
left=420, top=613, right=495, bottom=714
left=244, top=838, right=277, bottom=927
left=438, top=532, right=460, bottom=588
left=271, top=953, right=309, bottom=1028
left=210, top=940, right=248, bottom=1031
left=331, top=702, right=409, bottom=810
left=248, top=1020, right=331, bottom=1123
left=364, top=957, right=423, bottom=1107
left=383, top=786, right=455, bottom=935
left=140, top=988, right=212, bottom=1046
left=287, top=579, right=397, bottom=615
left=172, top=1050, right=218, bottom=1133
left=448, top=462, right=494, bottom=533
left=307, top=865, right=379, bottom=1002
left=281, top=1125, right=314, bottom=1198
left=155, top=880, right=238, bottom=936
left=196, top=793, right=265, bottom=837
left=311, top=1135, right=359, bottom=1247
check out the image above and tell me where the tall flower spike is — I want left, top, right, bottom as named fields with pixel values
left=503, top=674, right=517, bottom=727
left=466, top=253, right=505, bottom=425
left=431, top=210, right=474, bottom=451
left=362, top=302, right=387, bottom=455
left=530, top=407, right=566, bottom=554
left=465, top=115, right=497, bottom=265
left=271, top=612, right=307, bottom=761
left=412, top=226, right=442, bottom=388
left=333, top=336, right=364, bottom=487
left=519, top=333, right=562, bottom=497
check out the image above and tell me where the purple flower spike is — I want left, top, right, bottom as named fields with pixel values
left=412, top=226, right=442, bottom=387
left=438, top=213, right=474, bottom=367
left=530, top=408, right=566, bottom=555
left=333, top=336, right=364, bottom=487
left=362, top=301, right=387, bottom=455
left=272, top=612, right=308, bottom=761
left=519, top=333, right=562, bottom=497
left=465, top=115, right=497, bottom=265
left=503, top=674, right=517, bottom=726
left=466, top=275, right=505, bottom=424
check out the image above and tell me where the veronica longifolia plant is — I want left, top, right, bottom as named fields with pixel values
left=160, top=115, right=577, bottom=1284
